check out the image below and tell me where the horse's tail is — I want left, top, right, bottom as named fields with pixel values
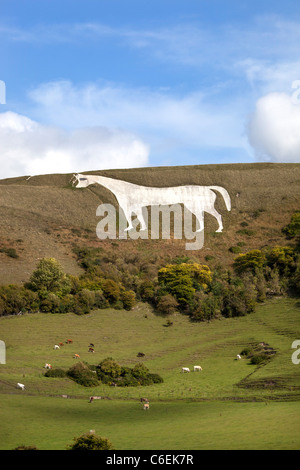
left=209, top=186, right=231, bottom=211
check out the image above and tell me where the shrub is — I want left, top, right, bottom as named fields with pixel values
left=0, top=247, right=19, bottom=258
left=236, top=229, right=255, bottom=236
left=102, top=279, right=121, bottom=303
left=139, top=279, right=156, bottom=302
left=250, top=354, right=266, bottom=365
left=39, top=293, right=61, bottom=313
left=67, top=362, right=99, bottom=387
left=96, top=357, right=163, bottom=387
left=67, top=433, right=114, bottom=450
left=121, top=290, right=136, bottom=310
left=156, top=294, right=179, bottom=315
left=233, top=250, right=266, bottom=275
left=266, top=246, right=296, bottom=275
left=44, top=368, right=66, bottom=378
left=13, top=445, right=38, bottom=450
left=282, top=212, right=300, bottom=238
left=229, top=246, right=241, bottom=254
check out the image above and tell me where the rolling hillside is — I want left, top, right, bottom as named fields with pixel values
left=0, top=162, right=299, bottom=285
left=0, top=162, right=299, bottom=450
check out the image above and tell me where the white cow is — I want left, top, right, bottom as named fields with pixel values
left=194, top=365, right=202, bottom=371
left=54, top=345, right=60, bottom=350
left=181, top=367, right=190, bottom=373
left=17, top=383, right=25, bottom=390
left=237, top=354, right=241, bottom=360
left=143, top=403, right=150, bottom=410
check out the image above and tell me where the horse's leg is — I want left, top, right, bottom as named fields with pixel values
left=132, top=207, right=147, bottom=231
left=185, top=204, right=204, bottom=232
left=120, top=205, right=134, bottom=231
left=208, top=207, right=223, bottom=232
left=193, top=210, right=204, bottom=232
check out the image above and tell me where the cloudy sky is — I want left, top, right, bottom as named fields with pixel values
left=1, top=0, right=300, bottom=178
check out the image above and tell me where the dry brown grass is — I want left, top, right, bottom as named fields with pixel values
left=0, top=162, right=299, bottom=284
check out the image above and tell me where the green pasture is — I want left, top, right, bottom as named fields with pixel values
left=0, top=296, right=299, bottom=449
left=0, top=396, right=299, bottom=450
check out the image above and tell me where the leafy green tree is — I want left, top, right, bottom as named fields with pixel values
left=121, top=290, right=136, bottom=310
left=27, top=258, right=71, bottom=294
left=67, top=362, right=99, bottom=387
left=233, top=250, right=266, bottom=274
left=266, top=246, right=296, bottom=275
left=67, top=433, right=114, bottom=450
left=139, top=279, right=156, bottom=302
left=101, top=279, right=121, bottom=303
left=157, top=263, right=212, bottom=309
left=97, top=357, right=121, bottom=378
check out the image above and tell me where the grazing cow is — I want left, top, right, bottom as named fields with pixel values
left=140, top=397, right=148, bottom=403
left=237, top=354, right=241, bottom=360
left=181, top=367, right=190, bottom=373
left=66, top=339, right=73, bottom=344
left=54, top=345, right=60, bottom=350
left=44, top=363, right=52, bottom=369
left=17, top=383, right=25, bottom=390
left=88, top=347, right=95, bottom=353
left=194, top=365, right=202, bottom=372
left=73, top=354, right=80, bottom=359
left=59, top=342, right=64, bottom=347
left=89, top=343, right=94, bottom=347
left=143, top=403, right=149, bottom=410
left=137, top=352, right=145, bottom=357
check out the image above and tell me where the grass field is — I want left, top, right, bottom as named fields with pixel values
left=0, top=296, right=299, bottom=450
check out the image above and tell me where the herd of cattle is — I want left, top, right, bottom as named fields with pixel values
left=16, top=339, right=94, bottom=391
left=15, top=341, right=243, bottom=404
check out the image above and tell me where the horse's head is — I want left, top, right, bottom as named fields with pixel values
left=71, top=173, right=89, bottom=188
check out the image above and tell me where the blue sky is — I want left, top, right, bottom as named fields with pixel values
left=1, top=0, right=300, bottom=177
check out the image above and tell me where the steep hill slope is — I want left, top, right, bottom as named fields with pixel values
left=0, top=162, right=299, bottom=285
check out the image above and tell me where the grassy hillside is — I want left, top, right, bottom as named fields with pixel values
left=0, top=162, right=299, bottom=449
left=0, top=162, right=299, bottom=285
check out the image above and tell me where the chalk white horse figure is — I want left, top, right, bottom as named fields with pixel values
left=72, top=173, right=231, bottom=233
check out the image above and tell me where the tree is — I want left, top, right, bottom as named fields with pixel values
left=67, top=433, right=114, bottom=450
left=266, top=246, right=296, bottom=275
left=97, top=357, right=121, bottom=378
left=121, top=290, right=136, bottom=310
left=27, top=258, right=70, bottom=294
left=101, top=279, right=121, bottom=304
left=233, top=250, right=266, bottom=275
left=157, top=263, right=212, bottom=309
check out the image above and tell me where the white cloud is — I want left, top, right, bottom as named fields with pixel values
left=247, top=92, right=300, bottom=162
left=28, top=80, right=245, bottom=152
left=0, top=111, right=149, bottom=179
